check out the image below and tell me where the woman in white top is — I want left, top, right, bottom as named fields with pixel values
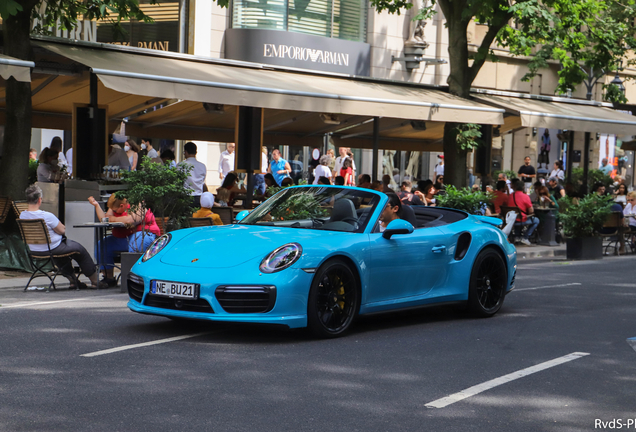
left=624, top=191, right=636, bottom=231
left=125, top=139, right=139, bottom=171
left=549, top=160, right=565, bottom=183
left=614, top=183, right=628, bottom=204
left=313, top=155, right=333, bottom=184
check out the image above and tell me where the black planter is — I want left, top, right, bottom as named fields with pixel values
left=120, top=252, right=143, bottom=293
left=566, top=237, right=603, bottom=260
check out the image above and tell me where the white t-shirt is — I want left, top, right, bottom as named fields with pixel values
left=20, top=210, right=63, bottom=251
left=218, top=150, right=235, bottom=177
left=147, top=148, right=159, bottom=159
left=66, top=148, right=73, bottom=175
left=549, top=169, right=564, bottom=181
left=261, top=153, right=268, bottom=173
left=313, top=165, right=332, bottom=184
left=181, top=157, right=207, bottom=196
left=435, top=163, right=445, bottom=177
left=624, top=203, right=636, bottom=227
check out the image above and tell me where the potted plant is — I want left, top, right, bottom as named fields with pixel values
left=117, top=158, right=194, bottom=291
left=559, top=194, right=613, bottom=260
left=436, top=186, right=494, bottom=215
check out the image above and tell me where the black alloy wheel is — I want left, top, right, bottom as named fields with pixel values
left=307, top=259, right=360, bottom=338
left=468, top=248, right=508, bottom=317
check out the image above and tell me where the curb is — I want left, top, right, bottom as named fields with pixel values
left=516, top=248, right=567, bottom=260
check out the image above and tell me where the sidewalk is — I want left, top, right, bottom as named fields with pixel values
left=0, top=244, right=568, bottom=290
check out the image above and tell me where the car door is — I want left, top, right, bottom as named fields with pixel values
left=364, top=226, right=451, bottom=304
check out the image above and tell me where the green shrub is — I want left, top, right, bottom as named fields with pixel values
left=436, top=186, right=493, bottom=215
left=559, top=193, right=614, bottom=238
left=569, top=168, right=612, bottom=194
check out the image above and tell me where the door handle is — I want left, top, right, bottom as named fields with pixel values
left=432, top=245, right=446, bottom=253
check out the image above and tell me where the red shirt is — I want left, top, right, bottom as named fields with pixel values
left=136, top=210, right=161, bottom=236
left=492, top=190, right=508, bottom=214
left=112, top=205, right=134, bottom=238
left=340, top=167, right=353, bottom=185
left=507, top=191, right=532, bottom=222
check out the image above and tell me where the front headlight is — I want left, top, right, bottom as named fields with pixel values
left=260, top=243, right=303, bottom=273
left=142, top=234, right=172, bottom=262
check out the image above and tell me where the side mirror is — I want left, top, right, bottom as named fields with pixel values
left=382, top=219, right=414, bottom=239
left=235, top=210, right=250, bottom=222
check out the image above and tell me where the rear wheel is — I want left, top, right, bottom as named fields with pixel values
left=468, top=248, right=507, bottom=317
left=307, top=259, right=360, bottom=338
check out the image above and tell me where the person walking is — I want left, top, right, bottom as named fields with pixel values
left=142, top=138, right=158, bottom=159
left=518, top=156, right=536, bottom=192
left=218, top=143, right=235, bottom=181
left=181, top=142, right=207, bottom=208
left=125, top=139, right=139, bottom=171
left=268, top=149, right=291, bottom=186
left=434, top=155, right=445, bottom=177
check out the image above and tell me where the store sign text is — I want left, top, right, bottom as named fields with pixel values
left=263, top=44, right=350, bottom=66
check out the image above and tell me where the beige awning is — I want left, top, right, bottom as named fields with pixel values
left=0, top=54, right=33, bottom=83
left=474, top=94, right=636, bottom=135
left=36, top=41, right=504, bottom=125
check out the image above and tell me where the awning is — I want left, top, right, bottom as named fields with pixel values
left=36, top=41, right=504, bottom=125
left=474, top=94, right=636, bottom=135
left=0, top=54, right=33, bottom=83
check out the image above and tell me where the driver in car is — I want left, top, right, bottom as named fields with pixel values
left=378, top=193, right=402, bottom=232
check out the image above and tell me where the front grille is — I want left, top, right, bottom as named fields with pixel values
left=215, top=286, right=276, bottom=313
left=128, top=273, right=144, bottom=303
left=144, top=295, right=214, bottom=313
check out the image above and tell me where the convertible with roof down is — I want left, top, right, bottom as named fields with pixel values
left=127, top=185, right=516, bottom=337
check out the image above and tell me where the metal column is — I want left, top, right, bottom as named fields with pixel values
left=372, top=117, right=379, bottom=181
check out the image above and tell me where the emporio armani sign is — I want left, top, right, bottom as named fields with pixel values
left=263, top=44, right=350, bottom=66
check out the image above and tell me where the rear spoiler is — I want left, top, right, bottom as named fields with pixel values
left=474, top=215, right=502, bottom=227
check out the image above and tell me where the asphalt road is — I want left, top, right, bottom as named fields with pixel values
left=1, top=256, right=635, bottom=432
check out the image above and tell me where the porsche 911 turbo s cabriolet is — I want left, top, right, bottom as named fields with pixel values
left=127, top=185, right=516, bottom=337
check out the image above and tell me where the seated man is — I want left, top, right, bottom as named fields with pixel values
left=192, top=192, right=223, bottom=225
left=492, top=180, right=509, bottom=215
left=507, top=179, right=539, bottom=246
left=378, top=193, right=402, bottom=232
left=20, top=185, right=102, bottom=289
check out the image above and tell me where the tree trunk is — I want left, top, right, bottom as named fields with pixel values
left=443, top=122, right=468, bottom=188
left=442, top=15, right=471, bottom=188
left=1, top=9, right=35, bottom=200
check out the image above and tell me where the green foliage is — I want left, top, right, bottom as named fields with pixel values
left=269, top=191, right=328, bottom=221
left=436, top=185, right=493, bottom=215
left=0, top=0, right=22, bottom=19
left=453, top=123, right=482, bottom=151
left=569, top=168, right=612, bottom=194
left=500, top=0, right=636, bottom=98
left=117, top=159, right=193, bottom=235
left=559, top=193, right=613, bottom=238
left=28, top=159, right=39, bottom=185
left=603, top=83, right=628, bottom=104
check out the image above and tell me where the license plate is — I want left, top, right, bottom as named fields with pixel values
left=151, top=280, right=198, bottom=299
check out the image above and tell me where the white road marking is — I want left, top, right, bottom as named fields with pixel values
left=81, top=332, right=214, bottom=357
left=0, top=295, right=123, bottom=309
left=425, top=352, right=590, bottom=409
left=515, top=283, right=582, bottom=292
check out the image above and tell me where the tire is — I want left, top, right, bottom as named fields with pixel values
left=468, top=248, right=507, bottom=317
left=307, top=259, right=360, bottom=338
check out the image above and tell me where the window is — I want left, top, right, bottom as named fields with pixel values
left=232, top=0, right=367, bottom=42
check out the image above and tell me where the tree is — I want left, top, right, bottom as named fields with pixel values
left=0, top=0, right=153, bottom=200
left=369, top=0, right=636, bottom=186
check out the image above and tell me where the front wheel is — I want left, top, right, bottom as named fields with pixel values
left=468, top=248, right=507, bottom=317
left=307, top=259, right=360, bottom=338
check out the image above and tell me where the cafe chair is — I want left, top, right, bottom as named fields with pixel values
left=0, top=196, right=11, bottom=224
left=12, top=201, right=29, bottom=218
left=16, top=219, right=81, bottom=292
left=214, top=207, right=234, bottom=225
left=188, top=217, right=214, bottom=228
left=600, top=212, right=625, bottom=256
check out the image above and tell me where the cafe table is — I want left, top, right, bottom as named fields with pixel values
left=73, top=222, right=126, bottom=272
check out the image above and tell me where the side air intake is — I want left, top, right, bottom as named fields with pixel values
left=454, top=232, right=472, bottom=261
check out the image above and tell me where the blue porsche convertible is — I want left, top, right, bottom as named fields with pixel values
left=127, top=185, right=516, bottom=337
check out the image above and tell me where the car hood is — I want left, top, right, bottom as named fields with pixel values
left=160, top=224, right=345, bottom=268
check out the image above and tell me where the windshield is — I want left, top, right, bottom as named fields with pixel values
left=240, top=186, right=381, bottom=233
